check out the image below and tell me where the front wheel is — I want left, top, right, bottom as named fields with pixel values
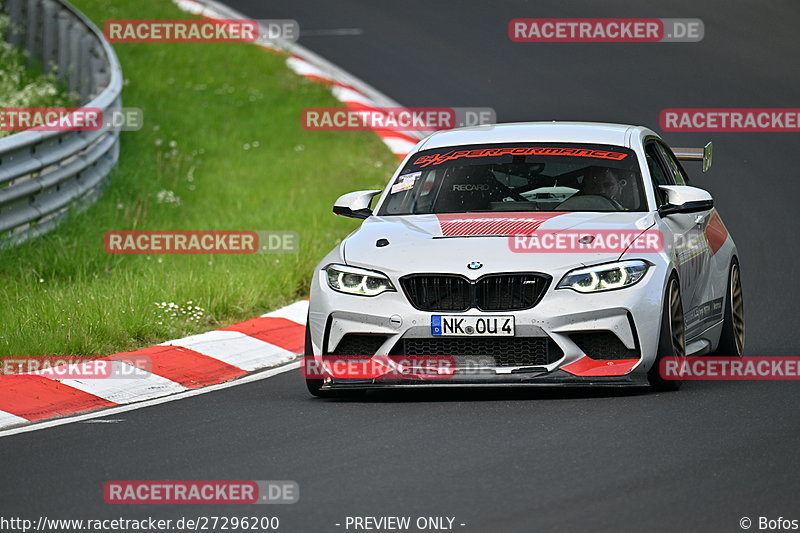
left=648, top=276, right=686, bottom=391
left=303, top=315, right=328, bottom=397
left=303, top=315, right=364, bottom=398
left=710, top=260, right=745, bottom=357
left=305, top=377, right=326, bottom=397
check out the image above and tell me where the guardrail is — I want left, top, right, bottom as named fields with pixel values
left=0, top=0, right=122, bottom=246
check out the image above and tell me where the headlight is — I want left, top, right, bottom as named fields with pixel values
left=324, top=264, right=396, bottom=296
left=557, top=260, right=649, bottom=293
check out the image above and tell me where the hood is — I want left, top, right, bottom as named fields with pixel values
left=342, top=211, right=656, bottom=278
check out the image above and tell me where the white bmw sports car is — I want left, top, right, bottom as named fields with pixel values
left=305, top=122, right=745, bottom=395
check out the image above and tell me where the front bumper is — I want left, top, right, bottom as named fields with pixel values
left=308, top=263, right=667, bottom=387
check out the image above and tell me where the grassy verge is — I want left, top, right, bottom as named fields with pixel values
left=0, top=0, right=395, bottom=356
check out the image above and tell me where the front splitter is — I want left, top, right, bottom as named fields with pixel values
left=322, top=369, right=650, bottom=390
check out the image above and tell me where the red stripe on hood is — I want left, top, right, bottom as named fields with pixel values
left=436, top=212, right=567, bottom=237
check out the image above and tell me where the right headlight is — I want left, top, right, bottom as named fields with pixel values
left=324, top=264, right=396, bottom=296
left=556, top=260, right=650, bottom=293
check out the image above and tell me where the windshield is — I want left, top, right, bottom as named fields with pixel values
left=378, top=142, right=647, bottom=215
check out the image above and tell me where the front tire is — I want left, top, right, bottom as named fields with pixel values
left=304, top=314, right=365, bottom=398
left=648, top=276, right=686, bottom=391
left=304, top=316, right=327, bottom=397
left=305, top=377, right=326, bottom=397
left=303, top=314, right=325, bottom=398
left=711, top=259, right=745, bottom=357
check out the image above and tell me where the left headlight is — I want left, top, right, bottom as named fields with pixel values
left=324, top=264, right=396, bottom=296
left=556, top=260, right=650, bottom=293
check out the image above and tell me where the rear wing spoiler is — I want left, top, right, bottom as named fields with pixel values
left=673, top=141, right=713, bottom=172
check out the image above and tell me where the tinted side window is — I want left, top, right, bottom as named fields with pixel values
left=645, top=143, right=671, bottom=185
left=657, top=143, right=689, bottom=185
left=645, top=142, right=670, bottom=206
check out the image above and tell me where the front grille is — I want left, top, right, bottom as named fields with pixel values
left=400, top=275, right=471, bottom=311
left=569, top=331, right=640, bottom=361
left=396, top=337, right=563, bottom=367
left=477, top=274, right=549, bottom=311
left=331, top=334, right=387, bottom=356
left=400, top=273, right=550, bottom=311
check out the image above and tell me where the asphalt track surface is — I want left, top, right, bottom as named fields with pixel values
left=2, top=2, right=799, bottom=532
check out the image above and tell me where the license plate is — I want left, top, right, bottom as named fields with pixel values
left=431, top=315, right=514, bottom=336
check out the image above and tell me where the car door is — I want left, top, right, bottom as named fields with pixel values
left=646, top=140, right=711, bottom=331
left=656, top=142, right=722, bottom=340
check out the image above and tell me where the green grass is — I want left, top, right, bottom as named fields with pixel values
left=0, top=0, right=395, bottom=356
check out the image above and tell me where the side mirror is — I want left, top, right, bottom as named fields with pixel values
left=333, top=190, right=382, bottom=219
left=658, top=185, right=714, bottom=216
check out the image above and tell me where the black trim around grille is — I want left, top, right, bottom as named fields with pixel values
left=399, top=272, right=550, bottom=312
left=394, top=337, right=563, bottom=367
left=568, top=331, right=640, bottom=361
